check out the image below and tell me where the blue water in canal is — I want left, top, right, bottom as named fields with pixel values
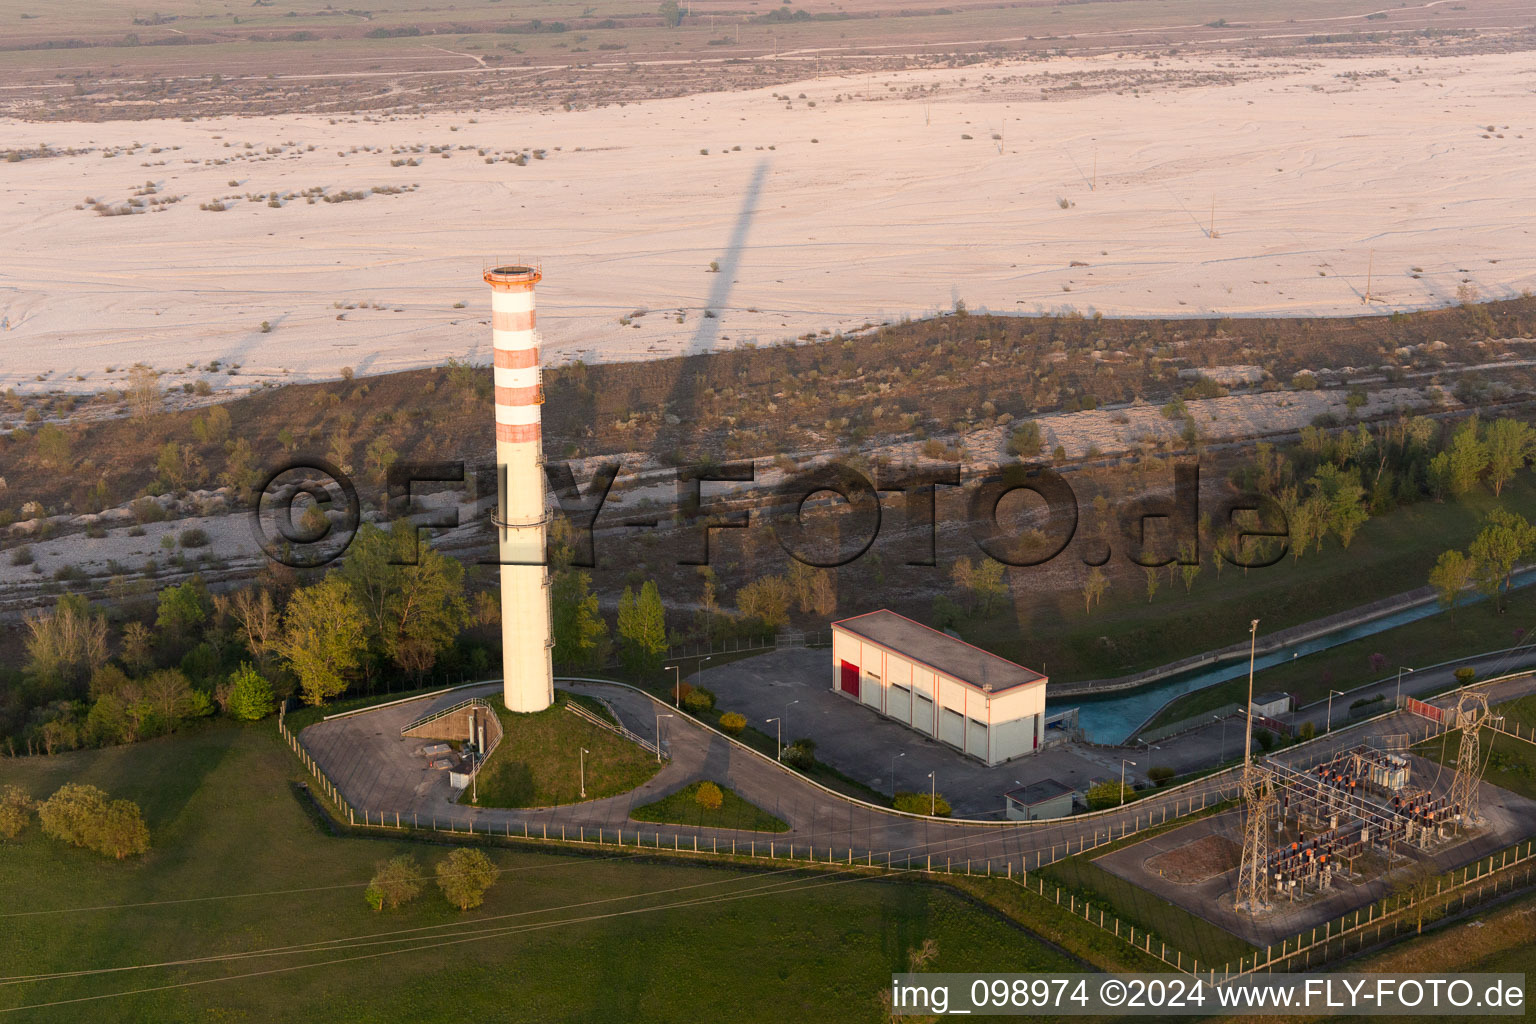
left=1051, top=569, right=1536, bottom=745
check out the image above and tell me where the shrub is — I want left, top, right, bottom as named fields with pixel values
left=893, top=791, right=951, bottom=817
left=1297, top=721, right=1317, bottom=742
left=10, top=545, right=32, bottom=566
left=36, top=783, right=149, bottom=859
left=718, top=711, right=747, bottom=735
left=365, top=855, right=422, bottom=911
left=780, top=737, right=817, bottom=769
left=1085, top=780, right=1128, bottom=809
left=695, top=781, right=724, bottom=811
left=1147, top=765, right=1176, bottom=786
left=436, top=848, right=497, bottom=910
left=682, top=686, right=716, bottom=715
left=0, top=785, right=34, bottom=840
left=1256, top=727, right=1276, bottom=751
left=1454, top=667, right=1477, bottom=686
left=224, top=662, right=274, bottom=721
left=179, top=527, right=210, bottom=548
left=1007, top=420, right=1042, bottom=458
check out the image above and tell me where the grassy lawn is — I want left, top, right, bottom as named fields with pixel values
left=1141, top=573, right=1536, bottom=733
left=0, top=724, right=1076, bottom=1021
left=1412, top=726, right=1536, bottom=801
left=466, top=691, right=662, bottom=808
left=631, top=781, right=790, bottom=833
left=959, top=474, right=1536, bottom=684
left=1035, top=812, right=1254, bottom=967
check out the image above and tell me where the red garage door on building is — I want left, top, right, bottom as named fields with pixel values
left=840, top=660, right=860, bottom=698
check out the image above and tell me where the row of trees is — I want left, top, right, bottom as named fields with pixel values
left=1430, top=507, right=1536, bottom=620
left=546, top=518, right=836, bottom=678
left=365, top=848, right=497, bottom=912
left=13, top=520, right=485, bottom=755
left=0, top=782, right=150, bottom=859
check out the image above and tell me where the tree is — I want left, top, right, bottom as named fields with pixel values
left=970, top=559, right=1007, bottom=615
left=365, top=855, right=422, bottom=912
left=95, top=799, right=151, bottom=859
left=338, top=523, right=467, bottom=679
left=1428, top=549, right=1476, bottom=625
left=1081, top=566, right=1108, bottom=613
left=224, top=662, right=274, bottom=721
left=36, top=783, right=150, bottom=859
left=156, top=577, right=210, bottom=642
left=550, top=566, right=608, bottom=669
left=23, top=594, right=109, bottom=690
left=227, top=587, right=280, bottom=664
left=737, top=575, right=792, bottom=628
left=120, top=621, right=154, bottom=674
left=277, top=576, right=366, bottom=706
left=1469, top=508, right=1535, bottom=612
left=616, top=581, right=667, bottom=677
left=1483, top=417, right=1535, bottom=496
left=1007, top=420, right=1043, bottom=458
left=1445, top=416, right=1488, bottom=495
left=127, top=362, right=160, bottom=420
left=658, top=0, right=681, bottom=27
left=0, top=785, right=34, bottom=840
left=1309, top=463, right=1368, bottom=548
left=436, top=848, right=497, bottom=910
left=141, top=668, right=198, bottom=723
left=695, top=781, right=724, bottom=812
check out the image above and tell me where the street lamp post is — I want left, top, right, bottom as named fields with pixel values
left=889, top=751, right=905, bottom=797
left=1395, top=666, right=1413, bottom=707
left=767, top=717, right=782, bottom=760
left=1120, top=759, right=1137, bottom=806
left=784, top=699, right=799, bottom=739
left=1326, top=689, right=1345, bottom=733
left=927, top=771, right=936, bottom=815
left=655, top=713, right=674, bottom=763
left=701, top=655, right=712, bottom=694
left=666, top=665, right=681, bottom=708
left=580, top=747, right=588, bottom=798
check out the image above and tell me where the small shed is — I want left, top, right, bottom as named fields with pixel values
left=1251, top=691, right=1293, bottom=718
left=1004, top=779, right=1079, bottom=821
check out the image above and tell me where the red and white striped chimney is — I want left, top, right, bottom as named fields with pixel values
left=485, top=264, right=554, bottom=713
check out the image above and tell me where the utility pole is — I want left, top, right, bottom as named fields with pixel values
left=579, top=747, right=588, bottom=798
left=1235, top=619, right=1275, bottom=914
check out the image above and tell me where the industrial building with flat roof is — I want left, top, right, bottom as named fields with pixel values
left=830, top=609, right=1049, bottom=766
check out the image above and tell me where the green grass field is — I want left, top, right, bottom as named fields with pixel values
left=466, top=692, right=662, bottom=808
left=0, top=721, right=1078, bottom=1021
left=1144, top=581, right=1536, bottom=732
left=1412, top=716, right=1536, bottom=802
left=961, top=474, right=1536, bottom=685
left=631, top=781, right=790, bottom=833
left=1033, top=813, right=1254, bottom=968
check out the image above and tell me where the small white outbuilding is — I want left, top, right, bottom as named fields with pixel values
left=831, top=609, right=1049, bottom=766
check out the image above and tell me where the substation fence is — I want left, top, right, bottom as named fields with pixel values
left=1008, top=838, right=1536, bottom=986
left=272, top=675, right=1534, bottom=981
left=664, top=631, right=829, bottom=662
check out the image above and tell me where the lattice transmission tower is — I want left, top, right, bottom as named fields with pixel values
left=1448, top=690, right=1494, bottom=830
left=1234, top=619, right=1275, bottom=914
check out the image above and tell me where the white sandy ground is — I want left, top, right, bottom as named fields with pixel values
left=1, top=50, right=1534, bottom=397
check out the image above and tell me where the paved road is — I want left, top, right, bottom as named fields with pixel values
left=298, top=670, right=1536, bottom=879
left=1142, top=646, right=1536, bottom=775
